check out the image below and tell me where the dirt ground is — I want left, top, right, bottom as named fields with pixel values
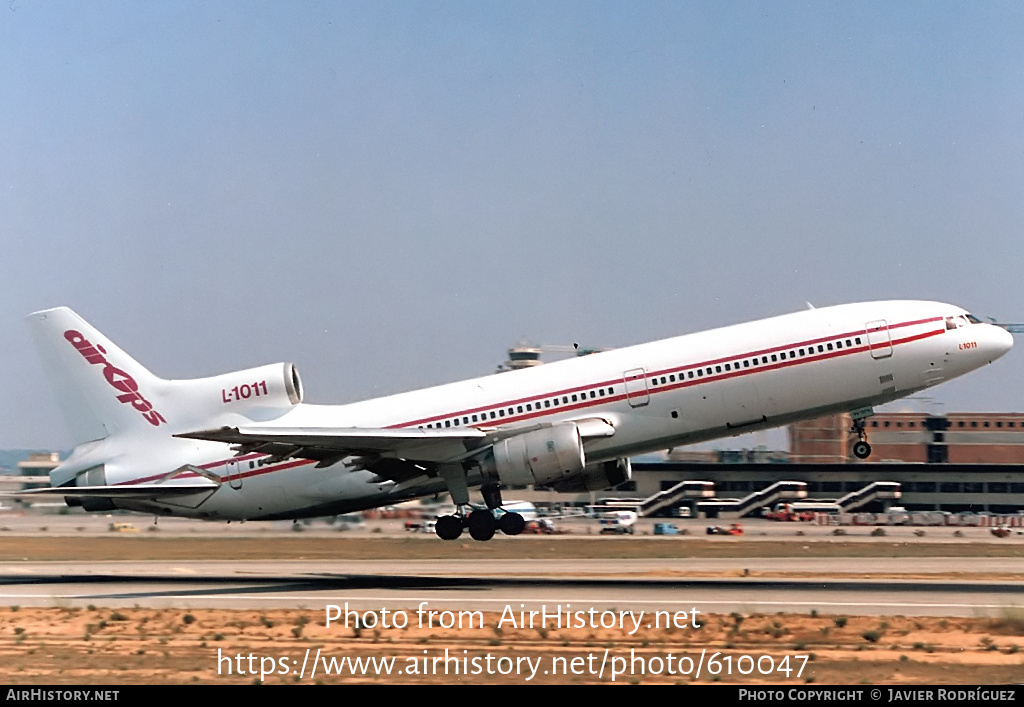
left=1, top=532, right=1021, bottom=684
left=0, top=606, right=1021, bottom=684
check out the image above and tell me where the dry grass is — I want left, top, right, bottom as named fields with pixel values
left=0, top=607, right=1021, bottom=684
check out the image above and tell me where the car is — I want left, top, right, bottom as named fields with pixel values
left=705, top=523, right=744, bottom=536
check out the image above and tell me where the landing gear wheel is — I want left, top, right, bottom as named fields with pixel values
left=849, top=414, right=872, bottom=460
left=466, top=510, right=496, bottom=541
left=435, top=515, right=463, bottom=540
left=498, top=512, right=526, bottom=536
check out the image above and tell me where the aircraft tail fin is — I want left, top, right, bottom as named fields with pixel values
left=27, top=307, right=168, bottom=446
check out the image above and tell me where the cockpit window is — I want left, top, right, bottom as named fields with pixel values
left=946, top=315, right=975, bottom=330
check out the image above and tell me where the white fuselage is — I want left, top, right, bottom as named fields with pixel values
left=54, top=300, right=1012, bottom=521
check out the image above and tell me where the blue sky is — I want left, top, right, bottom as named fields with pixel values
left=2, top=1, right=1022, bottom=448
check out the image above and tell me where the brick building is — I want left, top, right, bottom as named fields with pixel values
left=790, top=412, right=1024, bottom=464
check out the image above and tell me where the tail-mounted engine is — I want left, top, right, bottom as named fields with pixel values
left=183, top=362, right=303, bottom=424
left=216, top=361, right=302, bottom=409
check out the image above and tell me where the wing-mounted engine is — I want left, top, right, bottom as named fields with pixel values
left=482, top=422, right=586, bottom=486
left=548, top=458, right=631, bottom=493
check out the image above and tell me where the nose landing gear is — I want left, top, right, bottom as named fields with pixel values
left=850, top=411, right=873, bottom=459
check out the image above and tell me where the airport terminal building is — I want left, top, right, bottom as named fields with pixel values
left=533, top=412, right=1024, bottom=515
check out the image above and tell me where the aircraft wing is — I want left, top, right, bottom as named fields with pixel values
left=176, top=425, right=489, bottom=465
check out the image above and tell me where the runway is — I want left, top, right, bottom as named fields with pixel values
left=2, top=558, right=1022, bottom=617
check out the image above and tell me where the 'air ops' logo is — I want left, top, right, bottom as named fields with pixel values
left=64, top=330, right=167, bottom=427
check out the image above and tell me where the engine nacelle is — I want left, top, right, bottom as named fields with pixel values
left=549, top=458, right=632, bottom=493
left=486, top=422, right=586, bottom=487
left=185, top=362, right=303, bottom=423
left=219, top=362, right=303, bottom=406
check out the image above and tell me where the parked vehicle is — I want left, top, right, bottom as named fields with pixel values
left=599, top=510, right=638, bottom=535
left=706, top=523, right=744, bottom=536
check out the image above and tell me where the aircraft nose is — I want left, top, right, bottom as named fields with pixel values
left=986, top=325, right=1014, bottom=362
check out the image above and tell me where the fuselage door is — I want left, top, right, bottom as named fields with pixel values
left=866, top=320, right=893, bottom=359
left=224, top=459, right=243, bottom=490
left=623, top=368, right=650, bottom=408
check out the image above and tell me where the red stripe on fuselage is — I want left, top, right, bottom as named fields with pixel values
left=390, top=317, right=944, bottom=429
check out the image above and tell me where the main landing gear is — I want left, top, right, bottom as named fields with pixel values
left=435, top=508, right=527, bottom=541
left=434, top=480, right=526, bottom=541
left=850, top=413, right=872, bottom=459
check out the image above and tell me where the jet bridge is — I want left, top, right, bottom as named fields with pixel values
left=697, top=481, right=807, bottom=519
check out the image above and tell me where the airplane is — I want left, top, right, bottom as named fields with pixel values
left=19, top=301, right=1012, bottom=541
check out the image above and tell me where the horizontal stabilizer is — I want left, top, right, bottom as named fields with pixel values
left=9, top=482, right=218, bottom=499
